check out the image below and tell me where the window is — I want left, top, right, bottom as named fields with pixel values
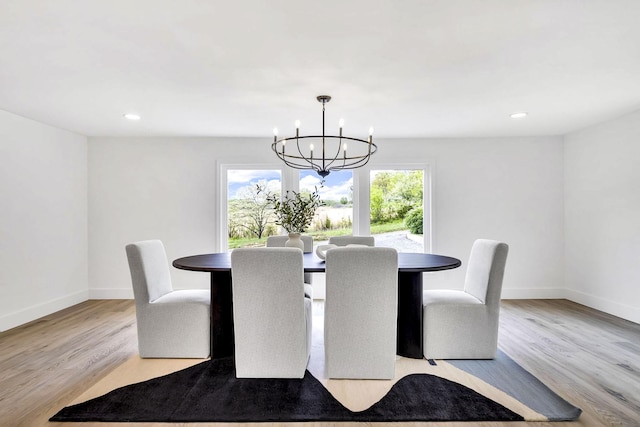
left=369, top=169, right=425, bottom=253
left=299, top=169, right=353, bottom=245
left=222, top=167, right=282, bottom=251
left=219, top=163, right=432, bottom=253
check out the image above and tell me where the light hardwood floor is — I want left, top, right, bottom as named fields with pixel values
left=0, top=299, right=638, bottom=426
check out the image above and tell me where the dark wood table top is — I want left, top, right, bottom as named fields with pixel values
left=173, top=251, right=461, bottom=273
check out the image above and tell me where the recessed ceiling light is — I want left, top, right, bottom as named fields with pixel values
left=510, top=112, right=528, bottom=119
left=123, top=113, right=141, bottom=121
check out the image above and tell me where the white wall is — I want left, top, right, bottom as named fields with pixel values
left=379, top=137, right=565, bottom=297
left=564, top=110, right=640, bottom=323
left=88, top=138, right=270, bottom=297
left=0, top=110, right=88, bottom=332
left=88, top=135, right=565, bottom=300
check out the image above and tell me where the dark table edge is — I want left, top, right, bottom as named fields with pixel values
left=173, top=253, right=462, bottom=273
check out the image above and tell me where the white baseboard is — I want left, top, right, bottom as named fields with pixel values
left=565, top=289, right=639, bottom=324
left=87, top=287, right=207, bottom=299
left=0, top=290, right=88, bottom=332
left=501, top=287, right=569, bottom=300
left=89, top=288, right=134, bottom=299
left=500, top=288, right=638, bottom=324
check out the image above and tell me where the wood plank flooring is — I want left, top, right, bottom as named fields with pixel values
left=0, top=299, right=638, bottom=426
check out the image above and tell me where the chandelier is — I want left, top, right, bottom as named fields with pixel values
left=272, top=95, right=377, bottom=177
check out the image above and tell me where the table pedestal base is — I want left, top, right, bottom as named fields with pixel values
left=209, top=270, right=426, bottom=360
left=397, top=271, right=424, bottom=359
left=210, top=271, right=234, bottom=358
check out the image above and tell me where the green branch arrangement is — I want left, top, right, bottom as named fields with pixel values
left=259, top=184, right=324, bottom=233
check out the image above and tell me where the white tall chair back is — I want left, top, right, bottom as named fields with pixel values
left=231, top=247, right=312, bottom=378
left=328, top=235, right=375, bottom=247
left=324, top=246, right=398, bottom=379
left=126, top=239, right=173, bottom=303
left=266, top=235, right=314, bottom=298
left=266, top=235, right=313, bottom=252
left=464, top=239, right=509, bottom=307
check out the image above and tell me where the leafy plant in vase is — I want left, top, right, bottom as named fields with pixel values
left=260, top=184, right=324, bottom=251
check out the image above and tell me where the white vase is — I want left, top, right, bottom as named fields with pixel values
left=285, top=232, right=305, bottom=251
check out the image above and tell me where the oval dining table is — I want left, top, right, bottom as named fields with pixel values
left=173, top=251, right=461, bottom=360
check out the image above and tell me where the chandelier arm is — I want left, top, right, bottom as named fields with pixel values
left=335, top=155, right=368, bottom=170
left=321, top=136, right=346, bottom=171
left=294, top=137, right=317, bottom=169
left=272, top=142, right=312, bottom=170
left=285, top=158, right=321, bottom=174
left=272, top=138, right=320, bottom=170
left=333, top=135, right=374, bottom=168
left=338, top=153, right=372, bottom=169
left=330, top=142, right=378, bottom=170
left=282, top=156, right=318, bottom=170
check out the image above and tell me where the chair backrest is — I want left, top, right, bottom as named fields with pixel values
left=231, top=247, right=308, bottom=377
left=266, top=235, right=313, bottom=252
left=266, top=235, right=314, bottom=285
left=125, top=240, right=173, bottom=304
left=324, top=246, right=398, bottom=379
left=328, top=235, right=375, bottom=247
left=464, top=239, right=509, bottom=308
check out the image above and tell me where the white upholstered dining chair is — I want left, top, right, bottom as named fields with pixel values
left=266, top=234, right=314, bottom=299
left=328, top=235, right=375, bottom=247
left=324, top=246, right=398, bottom=379
left=231, top=247, right=312, bottom=378
left=422, top=239, right=509, bottom=359
left=125, top=240, right=211, bottom=358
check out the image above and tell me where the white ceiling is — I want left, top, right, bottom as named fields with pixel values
left=1, top=0, right=640, bottom=138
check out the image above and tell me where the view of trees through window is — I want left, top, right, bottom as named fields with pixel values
left=370, top=169, right=424, bottom=252
left=226, top=168, right=424, bottom=251
left=301, top=169, right=353, bottom=244
left=227, top=169, right=281, bottom=249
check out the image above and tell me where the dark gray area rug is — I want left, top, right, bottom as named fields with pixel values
left=449, top=350, right=582, bottom=421
left=50, top=357, right=524, bottom=423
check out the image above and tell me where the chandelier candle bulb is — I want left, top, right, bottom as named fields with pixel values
left=309, top=144, right=314, bottom=159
